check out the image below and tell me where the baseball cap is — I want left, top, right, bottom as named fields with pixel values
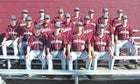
left=58, top=8, right=64, bottom=13
left=65, top=13, right=71, bottom=18
left=103, top=8, right=108, bottom=12
left=10, top=15, right=17, bottom=20
left=22, top=9, right=28, bottom=14
left=39, top=9, right=45, bottom=13
left=34, top=24, right=41, bottom=29
left=76, top=22, right=83, bottom=27
left=25, top=16, right=32, bottom=21
left=54, top=22, right=61, bottom=28
left=74, top=7, right=80, bottom=11
left=88, top=9, right=94, bottom=13
left=117, top=9, right=123, bottom=13
left=97, top=24, right=105, bottom=29
left=44, top=14, right=50, bottom=19
left=84, top=16, right=90, bottom=20
left=121, top=15, right=128, bottom=20
left=102, top=14, right=109, bottom=19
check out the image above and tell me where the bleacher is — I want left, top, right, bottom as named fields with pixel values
left=0, top=29, right=140, bottom=84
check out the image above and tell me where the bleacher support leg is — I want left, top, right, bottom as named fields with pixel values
left=75, top=75, right=79, bottom=84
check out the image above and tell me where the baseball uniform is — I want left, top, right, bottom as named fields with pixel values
left=25, top=34, right=46, bottom=70
left=47, top=32, right=66, bottom=70
left=91, top=33, right=114, bottom=70
left=67, top=33, right=92, bottom=70
left=18, top=24, right=34, bottom=56
left=114, top=25, right=136, bottom=56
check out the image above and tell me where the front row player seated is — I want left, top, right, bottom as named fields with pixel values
left=46, top=22, right=66, bottom=70
left=91, top=24, right=114, bottom=70
left=25, top=24, right=46, bottom=70
left=67, top=22, right=92, bottom=79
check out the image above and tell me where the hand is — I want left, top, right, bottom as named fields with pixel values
left=92, top=54, right=97, bottom=59
left=62, top=52, right=66, bottom=58
left=111, top=41, right=115, bottom=46
left=13, top=41, right=17, bottom=47
left=46, top=53, right=51, bottom=59
left=87, top=54, right=92, bottom=61
left=42, top=53, right=46, bottom=58
left=110, top=53, right=114, bottom=59
left=18, top=42, right=22, bottom=48
left=26, top=53, right=30, bottom=59
left=1, top=41, right=5, bottom=46
left=115, top=41, right=120, bottom=45
left=67, top=53, right=72, bottom=60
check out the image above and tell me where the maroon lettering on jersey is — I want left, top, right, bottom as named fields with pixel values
left=52, top=16, right=65, bottom=24
left=68, top=33, right=90, bottom=52
left=47, top=33, right=66, bottom=51
left=19, top=24, right=34, bottom=41
left=5, top=24, right=19, bottom=40
left=115, top=25, right=133, bottom=40
left=71, top=16, right=84, bottom=24
left=91, top=34, right=111, bottom=52
left=41, top=22, right=54, bottom=38
left=61, top=22, right=74, bottom=43
left=112, top=17, right=122, bottom=27
left=28, top=34, right=46, bottom=50
left=83, top=23, right=96, bottom=40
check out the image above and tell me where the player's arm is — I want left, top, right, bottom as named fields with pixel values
left=129, top=27, right=135, bottom=44
left=67, top=44, right=71, bottom=60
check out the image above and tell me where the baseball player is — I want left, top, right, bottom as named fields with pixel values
left=25, top=24, right=46, bottom=70
left=34, top=9, right=45, bottom=25
left=83, top=16, right=96, bottom=40
left=67, top=22, right=92, bottom=79
left=112, top=9, right=123, bottom=30
left=114, top=15, right=136, bottom=57
left=52, top=8, right=65, bottom=24
left=18, top=16, right=34, bottom=57
left=46, top=22, right=66, bottom=70
left=91, top=24, right=114, bottom=70
left=61, top=13, right=74, bottom=43
left=100, top=14, right=115, bottom=52
left=41, top=14, right=54, bottom=38
left=1, top=15, right=19, bottom=68
left=71, top=7, right=84, bottom=24
left=18, top=9, right=29, bottom=27
left=98, top=8, right=112, bottom=24
left=88, top=9, right=97, bottom=26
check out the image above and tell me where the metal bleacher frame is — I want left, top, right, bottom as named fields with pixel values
left=0, top=29, right=140, bottom=84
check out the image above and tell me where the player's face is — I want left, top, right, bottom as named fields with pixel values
left=54, top=28, right=60, bottom=33
left=84, top=19, right=90, bottom=24
left=89, top=13, right=94, bottom=17
left=122, top=19, right=128, bottom=24
left=104, top=11, right=109, bottom=15
left=34, top=29, right=41, bottom=35
left=10, top=20, right=17, bottom=26
left=98, top=28, right=105, bottom=34
left=102, top=18, right=108, bottom=24
left=22, top=13, right=28, bottom=18
left=117, top=13, right=123, bottom=18
left=75, top=11, right=80, bottom=15
left=40, top=12, right=45, bottom=17
left=59, top=12, right=64, bottom=17
left=44, top=18, right=50, bottom=23
left=26, top=21, right=32, bottom=26
left=65, top=17, right=71, bottom=23
left=76, top=26, right=83, bottom=32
